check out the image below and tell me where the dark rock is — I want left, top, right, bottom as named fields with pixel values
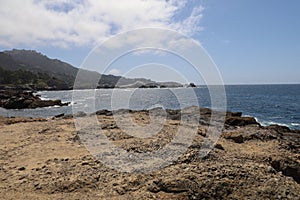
left=227, top=112, right=243, bottom=117
left=38, top=128, right=50, bottom=134
left=101, top=123, right=117, bottom=129
left=225, top=116, right=259, bottom=126
left=188, top=83, right=197, bottom=87
left=266, top=124, right=291, bottom=133
left=55, top=113, right=65, bottom=118
left=158, top=82, right=183, bottom=88
left=68, top=134, right=81, bottom=144
left=215, top=143, right=225, bottom=150
left=18, top=166, right=26, bottom=171
left=61, top=114, right=73, bottom=119
left=34, top=182, right=41, bottom=190
left=0, top=90, right=69, bottom=109
left=81, top=161, right=89, bottom=166
left=223, top=133, right=244, bottom=143
left=267, top=166, right=277, bottom=174
left=166, top=109, right=181, bottom=120
left=96, top=109, right=113, bottom=116
left=113, top=109, right=132, bottom=115
left=198, top=128, right=207, bottom=137
left=271, top=158, right=300, bottom=183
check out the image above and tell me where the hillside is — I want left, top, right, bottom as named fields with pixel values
left=0, top=49, right=183, bottom=90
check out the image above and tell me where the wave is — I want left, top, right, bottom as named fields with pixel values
left=291, top=123, right=300, bottom=126
left=258, top=120, right=299, bottom=129
left=66, top=101, right=76, bottom=106
left=269, top=116, right=283, bottom=119
left=40, top=97, right=50, bottom=101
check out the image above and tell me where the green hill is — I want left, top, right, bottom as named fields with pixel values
left=0, top=49, right=183, bottom=90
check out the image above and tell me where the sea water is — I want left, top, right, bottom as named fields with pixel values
left=0, top=84, right=299, bottom=130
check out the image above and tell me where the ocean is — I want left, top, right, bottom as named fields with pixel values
left=0, top=84, right=299, bottom=130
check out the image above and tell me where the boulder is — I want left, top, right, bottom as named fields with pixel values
left=225, top=116, right=259, bottom=126
left=271, top=157, right=300, bottom=183
left=188, top=83, right=197, bottom=87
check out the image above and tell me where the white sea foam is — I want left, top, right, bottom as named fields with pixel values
left=67, top=101, right=75, bottom=106
left=291, top=123, right=300, bottom=126
left=259, top=120, right=291, bottom=128
left=40, top=97, right=50, bottom=101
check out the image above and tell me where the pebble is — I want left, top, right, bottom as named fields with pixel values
left=267, top=166, right=276, bottom=173
left=18, top=166, right=26, bottom=171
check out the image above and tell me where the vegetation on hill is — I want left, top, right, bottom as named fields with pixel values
left=0, top=67, right=69, bottom=90
left=0, top=49, right=183, bottom=90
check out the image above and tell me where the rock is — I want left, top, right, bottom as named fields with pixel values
left=18, top=166, right=26, bottom=171
left=198, top=128, right=207, bottom=137
left=267, top=166, right=276, bottom=174
left=81, top=161, right=89, bottom=166
left=153, top=178, right=193, bottom=193
left=1, top=106, right=300, bottom=199
left=166, top=109, right=181, bottom=120
left=68, top=134, right=81, bottom=143
left=28, top=99, right=68, bottom=108
left=73, top=111, right=87, bottom=117
left=34, top=182, right=41, bottom=190
left=55, top=113, right=65, bottom=118
left=188, top=83, right=197, bottom=87
left=223, top=132, right=244, bottom=143
left=225, top=116, right=259, bottom=126
left=227, top=112, right=242, bottom=117
left=96, top=110, right=113, bottom=116
left=266, top=124, right=291, bottom=133
left=159, top=82, right=183, bottom=88
left=38, top=128, right=50, bottom=134
left=271, top=158, right=300, bottom=183
left=0, top=90, right=69, bottom=109
left=215, top=143, right=225, bottom=150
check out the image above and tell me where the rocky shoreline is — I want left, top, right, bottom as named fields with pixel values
left=0, top=90, right=69, bottom=109
left=0, top=107, right=299, bottom=199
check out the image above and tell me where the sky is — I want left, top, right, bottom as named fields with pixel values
left=0, top=0, right=299, bottom=84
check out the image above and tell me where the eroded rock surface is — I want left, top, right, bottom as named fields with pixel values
left=0, top=107, right=299, bottom=199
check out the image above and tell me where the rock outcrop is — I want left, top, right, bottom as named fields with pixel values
left=0, top=107, right=299, bottom=199
left=0, top=90, right=69, bottom=109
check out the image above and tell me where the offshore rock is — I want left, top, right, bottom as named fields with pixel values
left=0, top=90, right=69, bottom=109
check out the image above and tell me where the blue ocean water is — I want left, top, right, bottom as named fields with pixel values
left=0, top=84, right=299, bottom=130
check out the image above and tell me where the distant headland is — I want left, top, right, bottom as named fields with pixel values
left=0, top=49, right=193, bottom=91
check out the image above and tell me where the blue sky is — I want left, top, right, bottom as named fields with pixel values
left=0, top=0, right=299, bottom=84
left=198, top=0, right=300, bottom=84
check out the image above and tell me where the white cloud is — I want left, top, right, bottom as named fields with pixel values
left=0, top=0, right=203, bottom=48
left=107, top=68, right=121, bottom=76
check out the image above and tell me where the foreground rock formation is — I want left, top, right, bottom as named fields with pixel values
left=0, top=90, right=69, bottom=109
left=0, top=107, right=299, bottom=199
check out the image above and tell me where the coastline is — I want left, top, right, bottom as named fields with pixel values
left=0, top=107, right=299, bottom=199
